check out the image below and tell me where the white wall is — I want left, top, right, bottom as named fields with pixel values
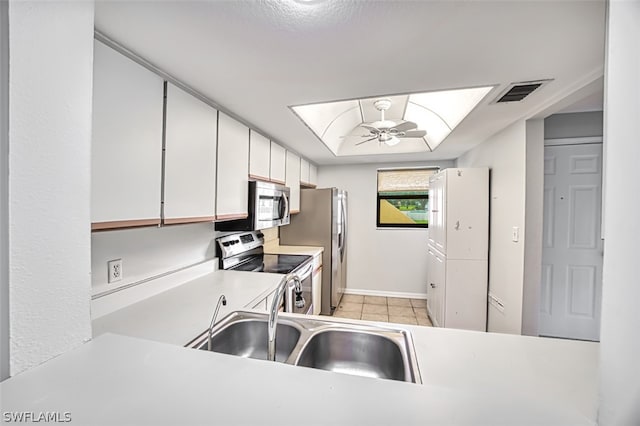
left=521, top=120, right=544, bottom=336
left=318, top=160, right=454, bottom=297
left=598, top=1, right=640, bottom=424
left=8, top=0, right=94, bottom=375
left=0, top=0, right=9, bottom=381
left=91, top=223, right=217, bottom=296
left=544, top=111, right=603, bottom=139
left=457, top=121, right=527, bottom=334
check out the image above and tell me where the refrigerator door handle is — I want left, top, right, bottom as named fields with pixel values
left=339, top=199, right=347, bottom=260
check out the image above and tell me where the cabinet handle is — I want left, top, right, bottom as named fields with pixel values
left=430, top=283, right=436, bottom=288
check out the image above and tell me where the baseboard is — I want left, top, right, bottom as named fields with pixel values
left=344, top=288, right=427, bottom=300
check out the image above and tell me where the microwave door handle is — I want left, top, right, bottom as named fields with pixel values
left=280, top=193, right=289, bottom=220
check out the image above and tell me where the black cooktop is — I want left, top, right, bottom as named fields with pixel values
left=231, top=254, right=311, bottom=274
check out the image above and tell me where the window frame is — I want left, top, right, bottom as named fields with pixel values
left=376, top=167, right=438, bottom=229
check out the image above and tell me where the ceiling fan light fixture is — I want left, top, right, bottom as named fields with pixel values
left=384, top=136, right=400, bottom=146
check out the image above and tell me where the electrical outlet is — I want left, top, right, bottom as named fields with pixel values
left=108, top=259, right=123, bottom=284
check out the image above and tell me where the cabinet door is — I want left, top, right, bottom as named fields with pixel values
left=428, top=171, right=446, bottom=254
left=270, top=142, right=286, bottom=184
left=300, top=158, right=310, bottom=185
left=309, top=163, right=318, bottom=187
left=286, top=151, right=301, bottom=213
left=164, top=83, right=217, bottom=224
left=91, top=40, right=164, bottom=229
left=427, top=247, right=446, bottom=327
left=444, top=168, right=489, bottom=260
left=217, top=112, right=249, bottom=220
left=249, top=130, right=270, bottom=181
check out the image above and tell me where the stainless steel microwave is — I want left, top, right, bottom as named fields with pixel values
left=215, top=181, right=290, bottom=231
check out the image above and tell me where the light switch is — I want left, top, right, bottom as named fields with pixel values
left=512, top=226, right=519, bottom=242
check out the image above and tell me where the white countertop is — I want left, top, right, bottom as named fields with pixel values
left=92, top=270, right=283, bottom=346
left=5, top=264, right=598, bottom=425
left=263, top=241, right=324, bottom=257
left=1, top=321, right=598, bottom=425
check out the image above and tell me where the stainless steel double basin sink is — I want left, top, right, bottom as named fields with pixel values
left=187, top=311, right=421, bottom=384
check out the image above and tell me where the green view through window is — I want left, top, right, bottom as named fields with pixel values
left=376, top=168, right=438, bottom=228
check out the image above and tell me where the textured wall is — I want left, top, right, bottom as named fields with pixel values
left=1, top=0, right=9, bottom=381
left=598, top=1, right=640, bottom=424
left=8, top=0, right=94, bottom=375
left=457, top=121, right=527, bottom=334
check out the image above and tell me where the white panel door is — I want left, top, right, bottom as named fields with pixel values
left=164, top=83, right=217, bottom=223
left=270, top=142, right=286, bottom=184
left=539, top=143, right=603, bottom=341
left=91, top=40, right=164, bottom=228
left=249, top=130, right=270, bottom=181
left=216, top=112, right=249, bottom=220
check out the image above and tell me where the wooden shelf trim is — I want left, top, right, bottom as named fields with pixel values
left=91, top=218, right=160, bottom=231
left=164, top=216, right=215, bottom=225
left=215, top=213, right=249, bottom=221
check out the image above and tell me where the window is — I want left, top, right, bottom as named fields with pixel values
left=376, top=168, right=438, bottom=228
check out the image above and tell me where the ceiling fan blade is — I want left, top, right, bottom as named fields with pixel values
left=355, top=136, right=379, bottom=146
left=360, top=124, right=380, bottom=134
left=401, top=130, right=427, bottom=138
left=392, top=121, right=418, bottom=132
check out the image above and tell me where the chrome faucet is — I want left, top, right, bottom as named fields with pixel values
left=208, top=294, right=227, bottom=351
left=268, top=273, right=302, bottom=361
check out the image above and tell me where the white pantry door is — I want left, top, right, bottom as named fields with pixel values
left=539, top=143, right=603, bottom=341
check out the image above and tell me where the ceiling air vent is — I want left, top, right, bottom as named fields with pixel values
left=492, top=79, right=552, bottom=104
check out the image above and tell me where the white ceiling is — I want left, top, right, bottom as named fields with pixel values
left=94, top=0, right=606, bottom=165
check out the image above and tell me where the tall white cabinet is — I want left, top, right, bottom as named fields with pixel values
left=426, top=168, right=489, bottom=331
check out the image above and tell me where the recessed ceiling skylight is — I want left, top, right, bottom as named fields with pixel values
left=291, top=86, right=494, bottom=157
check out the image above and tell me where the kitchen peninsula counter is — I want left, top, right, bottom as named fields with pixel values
left=3, top=314, right=597, bottom=425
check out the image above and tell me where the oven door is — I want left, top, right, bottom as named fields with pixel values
left=285, top=262, right=313, bottom=315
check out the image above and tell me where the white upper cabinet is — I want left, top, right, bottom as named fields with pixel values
left=217, top=112, right=250, bottom=220
left=249, top=130, right=271, bottom=181
left=300, top=158, right=310, bottom=185
left=285, top=151, right=301, bottom=213
left=270, top=142, right=286, bottom=184
left=91, top=40, right=164, bottom=229
left=163, top=83, right=217, bottom=224
left=309, top=163, right=318, bottom=187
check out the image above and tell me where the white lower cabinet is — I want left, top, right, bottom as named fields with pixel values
left=427, top=246, right=487, bottom=331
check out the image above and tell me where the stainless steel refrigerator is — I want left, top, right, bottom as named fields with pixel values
left=280, top=188, right=347, bottom=315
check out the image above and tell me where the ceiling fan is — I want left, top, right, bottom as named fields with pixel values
left=355, top=98, right=427, bottom=146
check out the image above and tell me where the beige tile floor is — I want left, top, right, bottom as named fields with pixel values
left=333, top=294, right=433, bottom=326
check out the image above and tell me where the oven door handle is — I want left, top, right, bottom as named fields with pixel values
left=295, top=263, right=313, bottom=280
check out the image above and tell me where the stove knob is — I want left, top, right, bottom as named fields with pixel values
left=256, top=232, right=264, bottom=239
left=222, top=242, right=230, bottom=247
